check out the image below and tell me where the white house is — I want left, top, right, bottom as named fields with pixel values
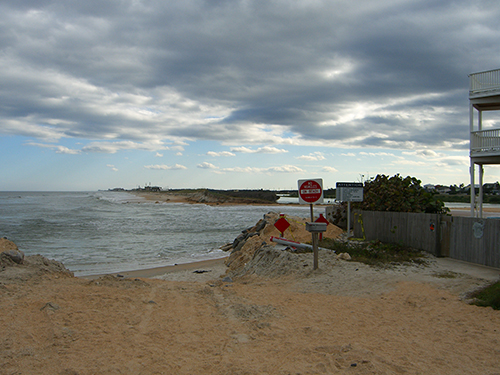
left=469, top=69, right=500, bottom=217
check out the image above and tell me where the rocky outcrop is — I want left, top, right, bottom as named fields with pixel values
left=186, top=189, right=278, bottom=204
left=0, top=238, right=74, bottom=283
left=0, top=238, right=24, bottom=264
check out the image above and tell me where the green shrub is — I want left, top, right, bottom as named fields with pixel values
left=354, top=174, right=448, bottom=214
left=320, top=238, right=426, bottom=266
left=469, top=281, right=500, bottom=310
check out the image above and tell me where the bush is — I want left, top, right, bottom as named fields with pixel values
left=354, top=174, right=448, bottom=214
left=320, top=238, right=426, bottom=266
left=469, top=281, right=500, bottom=310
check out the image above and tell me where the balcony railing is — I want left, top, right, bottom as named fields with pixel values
left=469, top=69, right=500, bottom=98
left=471, top=128, right=500, bottom=155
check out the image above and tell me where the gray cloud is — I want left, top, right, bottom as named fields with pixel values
left=1, top=0, right=499, bottom=151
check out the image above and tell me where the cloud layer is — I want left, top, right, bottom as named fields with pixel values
left=2, top=0, right=499, bottom=156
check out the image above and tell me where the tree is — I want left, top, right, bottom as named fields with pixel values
left=353, top=174, right=448, bottom=214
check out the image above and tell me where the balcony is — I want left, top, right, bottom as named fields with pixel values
left=469, top=69, right=500, bottom=161
left=470, top=129, right=500, bottom=160
left=469, top=69, right=500, bottom=99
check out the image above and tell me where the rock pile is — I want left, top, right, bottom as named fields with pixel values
left=221, top=212, right=343, bottom=276
left=325, top=203, right=349, bottom=229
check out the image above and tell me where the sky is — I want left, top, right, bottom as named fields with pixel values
left=1, top=0, right=500, bottom=191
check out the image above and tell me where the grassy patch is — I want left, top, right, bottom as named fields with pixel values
left=320, top=238, right=427, bottom=266
left=432, top=271, right=460, bottom=279
left=468, top=281, right=500, bottom=310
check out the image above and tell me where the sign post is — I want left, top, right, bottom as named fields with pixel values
left=298, top=179, right=324, bottom=270
left=336, top=182, right=364, bottom=237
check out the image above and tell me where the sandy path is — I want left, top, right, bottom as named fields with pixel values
left=1, top=251, right=500, bottom=375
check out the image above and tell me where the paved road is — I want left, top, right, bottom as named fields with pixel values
left=435, top=257, right=500, bottom=281
left=449, top=209, right=500, bottom=218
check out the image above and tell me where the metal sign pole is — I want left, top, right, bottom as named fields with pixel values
left=309, top=203, right=318, bottom=270
left=313, top=232, right=318, bottom=270
left=336, top=182, right=363, bottom=238
left=298, top=179, right=324, bottom=271
left=347, top=201, right=351, bottom=237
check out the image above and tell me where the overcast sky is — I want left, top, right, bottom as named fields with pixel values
left=1, top=0, right=500, bottom=191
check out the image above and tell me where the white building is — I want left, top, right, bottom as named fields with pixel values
left=469, top=68, right=500, bottom=217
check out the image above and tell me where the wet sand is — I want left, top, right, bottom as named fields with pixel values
left=80, top=257, right=229, bottom=282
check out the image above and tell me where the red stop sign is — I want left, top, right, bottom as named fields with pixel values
left=298, top=179, right=323, bottom=204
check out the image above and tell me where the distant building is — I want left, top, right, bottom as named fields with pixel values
left=435, top=185, right=451, bottom=194
left=483, top=182, right=500, bottom=195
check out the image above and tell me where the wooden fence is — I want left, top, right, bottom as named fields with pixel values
left=352, top=210, right=500, bottom=268
left=449, top=217, right=500, bottom=268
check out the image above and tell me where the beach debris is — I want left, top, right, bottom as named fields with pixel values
left=40, top=302, right=60, bottom=312
left=193, top=269, right=211, bottom=274
left=269, top=236, right=333, bottom=253
left=222, top=276, right=233, bottom=283
left=88, top=275, right=149, bottom=288
left=337, top=252, right=352, bottom=261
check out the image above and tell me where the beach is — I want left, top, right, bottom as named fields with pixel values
left=2, top=196, right=500, bottom=374
left=2, top=238, right=500, bottom=374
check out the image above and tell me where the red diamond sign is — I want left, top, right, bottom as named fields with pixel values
left=274, top=215, right=290, bottom=236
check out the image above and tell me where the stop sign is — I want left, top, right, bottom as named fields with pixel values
left=298, top=179, right=324, bottom=204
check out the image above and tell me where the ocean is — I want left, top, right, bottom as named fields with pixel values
left=0, top=191, right=313, bottom=276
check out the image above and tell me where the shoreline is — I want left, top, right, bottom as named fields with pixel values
left=79, top=256, right=229, bottom=280
left=129, top=190, right=330, bottom=207
left=129, top=190, right=284, bottom=206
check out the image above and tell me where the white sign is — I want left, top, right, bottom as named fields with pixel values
left=298, top=179, right=324, bottom=204
left=336, top=182, right=363, bottom=202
